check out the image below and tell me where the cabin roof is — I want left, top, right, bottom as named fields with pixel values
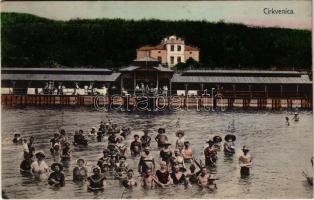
left=2, top=68, right=112, bottom=73
left=1, top=73, right=121, bottom=82
left=171, top=74, right=312, bottom=84
left=119, top=65, right=173, bottom=72
left=182, top=69, right=305, bottom=76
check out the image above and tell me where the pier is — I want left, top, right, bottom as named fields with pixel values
left=1, top=94, right=311, bottom=110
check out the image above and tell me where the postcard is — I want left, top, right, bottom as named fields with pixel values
left=1, top=1, right=313, bottom=199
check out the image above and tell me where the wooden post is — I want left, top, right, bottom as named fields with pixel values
left=169, top=79, right=172, bottom=96
left=232, top=84, right=236, bottom=98
left=133, top=72, right=136, bottom=95
left=120, top=76, right=124, bottom=95
left=185, top=83, right=188, bottom=96
left=280, top=85, right=283, bottom=98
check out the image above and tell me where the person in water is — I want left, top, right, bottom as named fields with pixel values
left=31, top=152, right=49, bottom=181
left=285, top=117, right=290, bottom=126
left=73, top=158, right=88, bottom=182
left=115, top=136, right=127, bottom=156
left=197, top=167, right=210, bottom=188
left=140, top=129, right=151, bottom=148
left=204, top=139, right=218, bottom=167
left=155, top=128, right=168, bottom=148
left=182, top=141, right=193, bottom=163
left=20, top=153, right=34, bottom=173
left=171, top=149, right=185, bottom=171
left=97, top=149, right=111, bottom=173
left=292, top=113, right=300, bottom=121
left=224, top=134, right=236, bottom=156
left=115, top=156, right=129, bottom=180
left=13, top=133, right=22, bottom=144
left=73, top=130, right=88, bottom=146
left=27, top=136, right=35, bottom=157
left=108, top=132, right=116, bottom=145
left=141, top=169, right=158, bottom=188
left=138, top=147, right=155, bottom=175
left=130, top=134, right=142, bottom=157
left=48, top=163, right=65, bottom=187
left=60, top=142, right=71, bottom=161
left=239, top=146, right=253, bottom=177
left=175, top=130, right=185, bottom=152
left=122, top=169, right=138, bottom=188
left=160, top=142, right=173, bottom=167
left=213, top=136, right=222, bottom=151
left=59, top=129, right=68, bottom=148
left=155, top=161, right=172, bottom=187
left=50, top=133, right=60, bottom=154
left=87, top=167, right=106, bottom=191
left=170, top=165, right=188, bottom=186
left=186, top=163, right=201, bottom=185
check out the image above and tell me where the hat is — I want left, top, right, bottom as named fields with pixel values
left=134, top=134, right=139, bottom=138
left=158, top=128, right=166, bottom=134
left=206, top=139, right=214, bottom=144
left=51, top=162, right=63, bottom=171
left=242, top=145, right=249, bottom=152
left=14, top=133, right=21, bottom=137
left=127, top=169, right=134, bottom=174
left=116, top=136, right=124, bottom=142
left=174, top=165, right=186, bottom=172
left=224, top=134, right=236, bottom=142
left=76, top=158, right=85, bottom=164
left=213, top=136, right=222, bottom=143
left=119, top=155, right=126, bottom=160
left=175, top=130, right=185, bottom=137
left=91, top=127, right=96, bottom=130
left=92, top=166, right=101, bottom=173
left=144, top=147, right=151, bottom=151
left=143, top=129, right=149, bottom=134
left=184, top=141, right=190, bottom=145
left=60, top=129, right=66, bottom=135
left=35, top=152, right=45, bottom=159
left=162, top=142, right=172, bottom=147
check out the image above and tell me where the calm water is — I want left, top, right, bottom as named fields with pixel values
left=1, top=107, right=313, bottom=199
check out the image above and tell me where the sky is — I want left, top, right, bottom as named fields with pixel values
left=1, top=1, right=312, bottom=30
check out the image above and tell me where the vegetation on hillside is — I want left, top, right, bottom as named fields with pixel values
left=1, top=12, right=312, bottom=70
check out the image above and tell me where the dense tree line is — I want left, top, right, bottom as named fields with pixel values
left=1, top=12, right=312, bottom=70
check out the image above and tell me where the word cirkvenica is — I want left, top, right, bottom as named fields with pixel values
left=263, top=8, right=294, bottom=15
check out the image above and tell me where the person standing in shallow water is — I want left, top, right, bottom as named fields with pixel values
left=155, top=161, right=172, bottom=187
left=204, top=139, right=218, bottom=167
left=239, top=146, right=253, bottom=177
left=48, top=163, right=65, bottom=187
left=73, top=158, right=88, bottom=182
left=31, top=152, right=49, bottom=181
left=87, top=167, right=106, bottom=191
left=141, top=129, right=151, bottom=148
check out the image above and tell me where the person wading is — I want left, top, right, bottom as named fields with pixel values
left=239, top=146, right=253, bottom=178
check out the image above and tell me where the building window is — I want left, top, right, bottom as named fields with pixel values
left=157, top=56, right=162, bottom=62
left=171, top=45, right=174, bottom=51
left=189, top=52, right=192, bottom=54
left=170, top=56, right=174, bottom=64
left=158, top=51, right=161, bottom=53
left=177, top=56, right=181, bottom=63
left=177, top=45, right=181, bottom=51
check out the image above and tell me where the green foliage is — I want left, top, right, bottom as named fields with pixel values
left=174, top=58, right=200, bottom=70
left=1, top=12, right=311, bottom=69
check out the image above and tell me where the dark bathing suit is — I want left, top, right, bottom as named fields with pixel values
left=48, top=172, right=65, bottom=187
left=155, top=170, right=170, bottom=185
